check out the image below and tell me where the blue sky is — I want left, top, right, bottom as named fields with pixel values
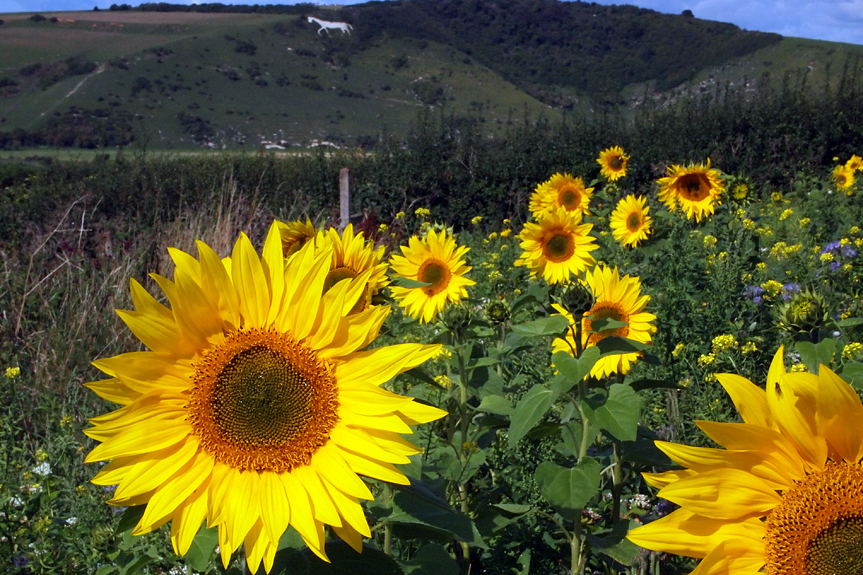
left=1, top=0, right=861, bottom=45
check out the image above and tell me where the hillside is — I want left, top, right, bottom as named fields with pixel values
left=0, top=0, right=857, bottom=150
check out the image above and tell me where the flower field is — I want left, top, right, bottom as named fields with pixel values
left=2, top=83, right=863, bottom=574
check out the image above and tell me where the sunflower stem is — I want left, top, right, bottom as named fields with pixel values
left=383, top=483, right=394, bottom=556
left=610, top=440, right=623, bottom=527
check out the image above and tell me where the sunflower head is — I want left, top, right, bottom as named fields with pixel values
left=84, top=222, right=446, bottom=573
left=515, top=207, right=598, bottom=285
left=833, top=164, right=856, bottom=191
left=657, top=159, right=725, bottom=222
left=317, top=224, right=389, bottom=315
left=597, top=146, right=630, bottom=181
left=485, top=299, right=511, bottom=325
left=551, top=265, right=656, bottom=378
left=609, top=194, right=652, bottom=248
left=389, top=229, right=475, bottom=323
left=776, top=287, right=829, bottom=335
left=846, top=154, right=863, bottom=172
left=529, top=173, right=594, bottom=219
left=627, top=346, right=863, bottom=575
left=276, top=218, right=318, bottom=258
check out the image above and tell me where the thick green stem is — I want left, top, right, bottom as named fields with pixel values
left=610, top=440, right=623, bottom=526
left=383, top=483, right=394, bottom=556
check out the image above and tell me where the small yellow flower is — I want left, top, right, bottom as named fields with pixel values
left=703, top=235, right=717, bottom=248
left=501, top=229, right=512, bottom=238
left=844, top=263, right=853, bottom=272
left=434, top=347, right=453, bottom=361
left=741, top=341, right=758, bottom=355
left=742, top=219, right=756, bottom=230
left=434, top=374, right=453, bottom=388
left=711, top=334, right=738, bottom=354
left=35, top=449, right=49, bottom=463
left=735, top=208, right=747, bottom=219
left=789, top=362, right=808, bottom=372
left=761, top=280, right=783, bottom=297
left=755, top=226, right=772, bottom=236
left=60, top=415, right=74, bottom=427
left=503, top=219, right=511, bottom=226
left=769, top=242, right=788, bottom=259
left=841, top=238, right=851, bottom=247
left=779, top=208, right=793, bottom=221
left=672, top=343, right=685, bottom=357
left=704, top=373, right=718, bottom=383
left=756, top=262, right=767, bottom=272
left=488, top=270, right=502, bottom=280
left=395, top=211, right=406, bottom=220
left=5, top=367, right=20, bottom=379
left=415, top=207, right=431, bottom=218
left=799, top=217, right=811, bottom=227
left=857, top=238, right=863, bottom=248
left=741, top=273, right=753, bottom=282
left=771, top=191, right=782, bottom=202
left=820, top=252, right=835, bottom=263
left=378, top=223, right=389, bottom=233
left=842, top=342, right=863, bottom=361
left=487, top=232, right=498, bottom=240
left=678, top=378, right=691, bottom=388
left=698, top=353, right=716, bottom=367
left=471, top=216, right=483, bottom=225
left=850, top=226, right=860, bottom=235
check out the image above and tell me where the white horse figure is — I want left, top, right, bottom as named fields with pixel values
left=307, top=16, right=353, bottom=36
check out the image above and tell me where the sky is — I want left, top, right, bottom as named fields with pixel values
left=0, top=0, right=861, bottom=46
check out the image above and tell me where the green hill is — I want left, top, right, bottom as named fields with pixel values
left=0, top=0, right=859, bottom=150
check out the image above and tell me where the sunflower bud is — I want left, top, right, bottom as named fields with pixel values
left=485, top=299, right=511, bottom=325
left=776, top=288, right=829, bottom=336
left=559, top=282, right=595, bottom=317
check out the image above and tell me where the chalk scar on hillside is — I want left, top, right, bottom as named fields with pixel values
left=66, top=64, right=107, bottom=98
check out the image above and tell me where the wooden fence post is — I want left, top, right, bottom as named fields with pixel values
left=339, top=167, right=350, bottom=232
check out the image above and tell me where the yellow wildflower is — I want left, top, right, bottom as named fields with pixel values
left=741, top=341, right=758, bottom=355
left=711, top=334, right=738, bottom=354
left=35, top=449, right=48, bottom=462
left=488, top=232, right=498, bottom=240
left=415, top=207, right=431, bottom=218
left=396, top=211, right=406, bottom=220
left=672, top=343, right=685, bottom=357
left=471, top=216, right=483, bottom=225
left=378, top=223, right=389, bottom=233
left=4, top=367, right=20, bottom=379
left=821, top=252, right=835, bottom=263
left=503, top=218, right=511, bottom=225
left=434, top=374, right=453, bottom=388
left=789, top=362, right=808, bottom=372
left=761, top=280, right=783, bottom=297
left=756, top=262, right=767, bottom=272
left=799, top=217, right=811, bottom=227
left=779, top=208, right=793, bottom=221
left=501, top=229, right=512, bottom=238
left=698, top=353, right=716, bottom=367
left=735, top=208, right=746, bottom=219
left=850, top=226, right=860, bottom=235
left=842, top=342, right=863, bottom=361
left=703, top=235, right=717, bottom=248
left=742, top=218, right=756, bottom=230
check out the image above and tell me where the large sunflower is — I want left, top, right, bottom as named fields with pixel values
left=833, top=164, right=856, bottom=191
left=846, top=154, right=863, bottom=172
left=657, top=159, right=725, bottom=222
left=515, top=207, right=598, bottom=285
left=551, top=265, right=656, bottom=378
left=318, top=224, right=389, bottom=315
left=597, top=146, right=630, bottom=181
left=276, top=217, right=318, bottom=257
left=609, top=194, right=652, bottom=248
left=627, top=346, right=863, bottom=575
left=529, top=173, right=594, bottom=219
left=85, top=222, right=446, bottom=573
left=388, top=229, right=475, bottom=323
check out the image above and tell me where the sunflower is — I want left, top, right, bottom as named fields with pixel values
left=515, top=207, right=598, bottom=285
left=657, top=159, right=725, bottom=222
left=846, top=154, right=863, bottom=172
left=529, top=173, right=594, bottom=219
left=318, top=224, right=389, bottom=315
left=276, top=217, right=318, bottom=257
left=609, top=195, right=652, bottom=248
left=597, top=146, right=630, bottom=181
left=833, top=164, right=856, bottom=191
left=551, top=265, right=656, bottom=378
left=389, top=229, right=475, bottom=323
left=84, top=222, right=446, bottom=573
left=627, top=346, right=863, bottom=575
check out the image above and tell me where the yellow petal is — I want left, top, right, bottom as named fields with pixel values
left=292, top=466, right=342, bottom=527
left=626, top=508, right=766, bottom=559
left=170, top=479, right=211, bottom=557
left=308, top=444, right=373, bottom=501
left=258, top=471, right=291, bottom=547
left=133, top=452, right=214, bottom=535
left=330, top=426, right=411, bottom=464
left=197, top=240, right=241, bottom=330
left=334, top=344, right=441, bottom=389
left=339, top=448, right=410, bottom=485
left=657, top=468, right=781, bottom=520
left=231, top=233, right=270, bottom=329
left=715, top=373, right=774, bottom=429
left=262, top=222, right=287, bottom=327
left=280, top=471, right=325, bottom=558
left=642, top=469, right=696, bottom=490
left=689, top=539, right=766, bottom=575
left=321, top=475, right=371, bottom=537
left=114, top=438, right=200, bottom=501
left=85, top=417, right=189, bottom=462
left=767, top=371, right=827, bottom=470
left=817, top=366, right=863, bottom=463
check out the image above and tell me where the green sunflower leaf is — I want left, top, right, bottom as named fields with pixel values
left=390, top=276, right=431, bottom=289
left=185, top=526, right=219, bottom=571
left=511, top=315, right=570, bottom=338
left=534, top=457, right=602, bottom=521
left=508, top=383, right=559, bottom=447
left=582, top=383, right=642, bottom=442
left=553, top=348, right=600, bottom=392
